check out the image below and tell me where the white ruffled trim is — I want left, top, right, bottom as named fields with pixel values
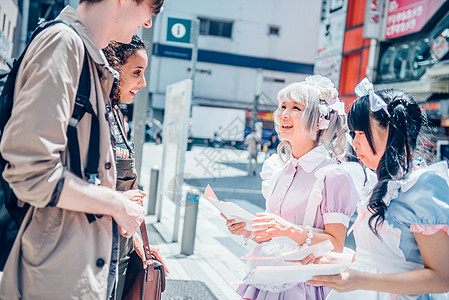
left=260, top=154, right=284, bottom=201
left=383, top=181, right=400, bottom=206
left=323, top=212, right=350, bottom=227
left=246, top=237, right=300, bottom=293
left=379, top=161, right=449, bottom=207
left=410, top=224, right=449, bottom=236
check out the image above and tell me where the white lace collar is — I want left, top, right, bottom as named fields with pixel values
left=382, top=161, right=449, bottom=206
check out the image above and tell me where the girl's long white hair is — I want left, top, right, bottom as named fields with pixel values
left=274, top=78, right=348, bottom=162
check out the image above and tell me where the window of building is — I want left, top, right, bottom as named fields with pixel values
left=268, top=25, right=280, bottom=36
left=377, top=38, right=434, bottom=82
left=199, top=18, right=233, bottom=38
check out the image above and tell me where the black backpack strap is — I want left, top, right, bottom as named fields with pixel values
left=66, top=50, right=103, bottom=223
left=67, top=52, right=101, bottom=186
left=67, top=52, right=90, bottom=179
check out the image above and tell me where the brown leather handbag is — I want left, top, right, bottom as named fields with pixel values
left=121, top=223, right=166, bottom=300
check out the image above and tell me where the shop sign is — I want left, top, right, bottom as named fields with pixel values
left=314, top=0, right=348, bottom=87
left=364, top=0, right=385, bottom=39
left=425, top=99, right=449, bottom=116
left=384, top=0, right=445, bottom=40
left=431, top=31, right=449, bottom=61
left=245, top=110, right=274, bottom=121
left=314, top=56, right=342, bottom=88
left=425, top=101, right=439, bottom=112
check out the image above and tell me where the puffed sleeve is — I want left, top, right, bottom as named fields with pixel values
left=320, top=165, right=362, bottom=227
left=0, top=24, right=84, bottom=208
left=260, top=153, right=283, bottom=201
left=392, top=171, right=449, bottom=236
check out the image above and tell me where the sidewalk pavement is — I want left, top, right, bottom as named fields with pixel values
left=140, top=143, right=265, bottom=300
left=139, top=143, right=357, bottom=300
left=0, top=143, right=357, bottom=299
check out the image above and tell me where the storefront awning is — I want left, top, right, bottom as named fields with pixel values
left=375, top=78, right=449, bottom=102
left=375, top=61, right=449, bottom=102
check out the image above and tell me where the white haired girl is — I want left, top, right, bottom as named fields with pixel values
left=224, top=75, right=362, bottom=300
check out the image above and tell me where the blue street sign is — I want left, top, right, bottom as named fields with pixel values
left=167, top=17, right=192, bottom=44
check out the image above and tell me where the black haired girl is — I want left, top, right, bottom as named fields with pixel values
left=309, top=78, right=449, bottom=299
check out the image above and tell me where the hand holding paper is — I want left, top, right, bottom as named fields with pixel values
left=221, top=213, right=250, bottom=237
left=251, top=212, right=298, bottom=242
left=239, top=263, right=350, bottom=285
left=242, top=240, right=334, bottom=262
left=205, top=185, right=256, bottom=231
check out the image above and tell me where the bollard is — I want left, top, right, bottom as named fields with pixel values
left=147, top=166, right=159, bottom=215
left=180, top=188, right=200, bottom=255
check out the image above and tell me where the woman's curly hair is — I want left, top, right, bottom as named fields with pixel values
left=103, top=34, right=146, bottom=108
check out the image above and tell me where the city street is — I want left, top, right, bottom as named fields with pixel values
left=2, top=0, right=449, bottom=298
left=138, top=143, right=356, bottom=300
left=139, top=143, right=267, bottom=215
left=139, top=143, right=268, bottom=300
left=0, top=143, right=357, bottom=298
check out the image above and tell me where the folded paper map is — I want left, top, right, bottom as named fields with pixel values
left=204, top=185, right=256, bottom=231
left=242, top=239, right=334, bottom=261
left=240, top=263, right=349, bottom=285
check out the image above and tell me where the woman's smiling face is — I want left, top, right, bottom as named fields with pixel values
left=119, top=49, right=148, bottom=104
left=277, top=99, right=307, bottom=143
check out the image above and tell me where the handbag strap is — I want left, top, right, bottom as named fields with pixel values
left=140, top=222, right=155, bottom=274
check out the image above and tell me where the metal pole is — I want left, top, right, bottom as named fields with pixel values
left=251, top=68, right=263, bottom=130
left=132, top=26, right=154, bottom=184
left=147, top=166, right=159, bottom=215
left=18, top=0, right=30, bottom=53
left=180, top=189, right=200, bottom=255
left=190, top=19, right=199, bottom=81
left=189, top=19, right=199, bottom=109
left=172, top=21, right=198, bottom=242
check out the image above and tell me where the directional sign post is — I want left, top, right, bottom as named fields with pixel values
left=163, top=17, right=199, bottom=242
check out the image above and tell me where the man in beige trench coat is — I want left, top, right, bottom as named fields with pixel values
left=0, top=0, right=163, bottom=298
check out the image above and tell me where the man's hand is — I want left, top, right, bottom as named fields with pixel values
left=122, top=190, right=146, bottom=206
left=132, top=232, right=170, bottom=275
left=115, top=197, right=145, bottom=238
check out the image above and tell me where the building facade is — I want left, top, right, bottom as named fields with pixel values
left=0, top=0, right=18, bottom=69
left=316, top=0, right=449, bottom=161
left=148, top=0, right=321, bottom=142
left=374, top=0, right=449, bottom=160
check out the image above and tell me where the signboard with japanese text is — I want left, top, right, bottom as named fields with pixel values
left=364, top=0, right=386, bottom=39
left=431, top=31, right=449, bottom=60
left=384, top=0, right=445, bottom=40
left=314, top=0, right=348, bottom=87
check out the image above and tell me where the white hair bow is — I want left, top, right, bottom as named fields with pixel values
left=317, top=98, right=346, bottom=129
left=305, top=75, right=346, bottom=129
left=354, top=78, right=390, bottom=117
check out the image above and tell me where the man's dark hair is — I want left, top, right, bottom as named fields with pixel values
left=79, top=0, right=164, bottom=14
